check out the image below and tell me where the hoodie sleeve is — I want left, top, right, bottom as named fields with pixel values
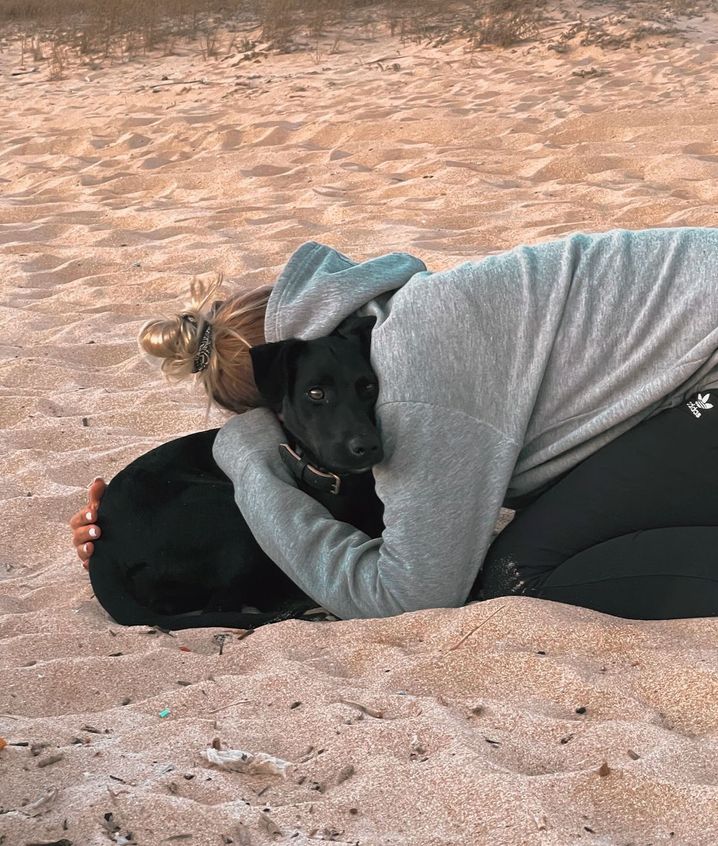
left=212, top=404, right=519, bottom=620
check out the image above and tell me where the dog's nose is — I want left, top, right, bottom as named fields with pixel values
left=347, top=437, right=382, bottom=459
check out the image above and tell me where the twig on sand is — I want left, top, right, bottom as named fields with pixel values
left=144, top=625, right=176, bottom=637
left=36, top=752, right=64, bottom=768
left=337, top=697, right=383, bottom=719
left=206, top=698, right=250, bottom=714
left=364, top=54, right=408, bottom=66
left=446, top=604, right=507, bottom=651
left=136, top=78, right=209, bottom=92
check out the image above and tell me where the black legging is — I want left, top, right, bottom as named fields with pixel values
left=475, top=392, right=718, bottom=619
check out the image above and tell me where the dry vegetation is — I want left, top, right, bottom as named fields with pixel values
left=0, top=0, right=715, bottom=77
left=0, top=0, right=550, bottom=62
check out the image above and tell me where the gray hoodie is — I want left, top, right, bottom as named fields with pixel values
left=213, top=227, right=718, bottom=619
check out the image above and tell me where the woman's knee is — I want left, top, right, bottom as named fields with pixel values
left=537, top=527, right=718, bottom=619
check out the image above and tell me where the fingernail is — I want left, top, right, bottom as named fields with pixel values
left=93, top=477, right=102, bottom=482
left=85, top=511, right=93, bottom=521
left=83, top=543, right=90, bottom=553
left=89, top=527, right=98, bottom=538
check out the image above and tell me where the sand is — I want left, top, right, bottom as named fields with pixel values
left=2, top=3, right=718, bottom=843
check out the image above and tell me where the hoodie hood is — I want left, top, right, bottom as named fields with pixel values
left=265, top=241, right=428, bottom=342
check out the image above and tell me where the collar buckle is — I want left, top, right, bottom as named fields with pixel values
left=279, top=443, right=342, bottom=495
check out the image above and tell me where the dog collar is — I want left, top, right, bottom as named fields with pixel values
left=279, top=443, right=342, bottom=495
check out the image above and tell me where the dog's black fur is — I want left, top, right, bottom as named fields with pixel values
left=88, top=316, right=384, bottom=630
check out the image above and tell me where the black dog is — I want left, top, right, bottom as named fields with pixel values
left=88, top=316, right=384, bottom=630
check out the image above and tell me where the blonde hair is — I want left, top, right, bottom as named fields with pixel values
left=138, top=276, right=273, bottom=416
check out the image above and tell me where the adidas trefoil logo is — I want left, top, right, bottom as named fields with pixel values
left=687, top=392, right=713, bottom=418
left=697, top=393, right=713, bottom=409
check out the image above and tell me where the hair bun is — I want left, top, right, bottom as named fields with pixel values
left=138, top=276, right=223, bottom=381
left=138, top=279, right=272, bottom=415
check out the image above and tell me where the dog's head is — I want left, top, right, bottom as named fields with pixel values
left=249, top=316, right=383, bottom=474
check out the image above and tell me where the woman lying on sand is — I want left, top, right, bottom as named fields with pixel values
left=70, top=227, right=718, bottom=620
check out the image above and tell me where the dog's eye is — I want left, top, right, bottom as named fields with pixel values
left=307, top=388, right=325, bottom=401
left=360, top=382, right=378, bottom=397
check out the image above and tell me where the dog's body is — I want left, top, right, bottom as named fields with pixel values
left=89, top=317, right=384, bottom=630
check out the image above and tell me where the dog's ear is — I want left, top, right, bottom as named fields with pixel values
left=249, top=340, right=304, bottom=410
left=333, top=315, right=377, bottom=350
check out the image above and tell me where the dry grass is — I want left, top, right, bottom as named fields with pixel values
left=0, top=0, right=715, bottom=76
left=3, top=0, right=249, bottom=66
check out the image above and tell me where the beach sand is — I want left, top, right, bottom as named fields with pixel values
left=2, top=3, right=718, bottom=843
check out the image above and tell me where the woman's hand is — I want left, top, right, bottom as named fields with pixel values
left=69, top=478, right=106, bottom=570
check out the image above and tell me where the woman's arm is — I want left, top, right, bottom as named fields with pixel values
left=213, top=405, right=519, bottom=619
